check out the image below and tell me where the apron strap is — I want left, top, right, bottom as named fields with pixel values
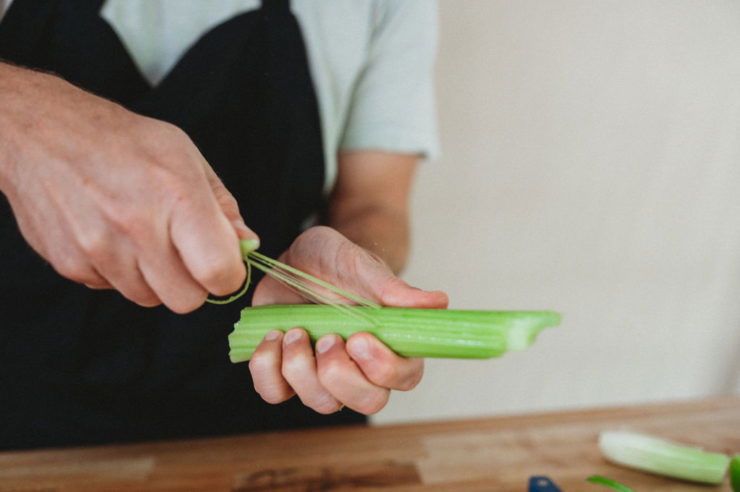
left=261, top=0, right=290, bottom=12
left=0, top=0, right=57, bottom=64
left=0, top=0, right=107, bottom=67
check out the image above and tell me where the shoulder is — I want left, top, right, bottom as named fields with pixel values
left=291, top=0, right=437, bottom=50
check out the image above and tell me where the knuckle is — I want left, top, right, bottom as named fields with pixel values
left=249, top=352, right=275, bottom=376
left=135, top=297, right=161, bottom=308
left=104, top=205, right=153, bottom=244
left=137, top=121, right=202, bottom=184
left=52, top=255, right=92, bottom=283
left=383, top=360, right=424, bottom=391
left=309, top=395, right=342, bottom=415
left=317, top=360, right=344, bottom=388
left=122, top=289, right=160, bottom=308
left=207, top=172, right=229, bottom=195
left=356, top=392, right=389, bottom=416
left=281, top=356, right=308, bottom=380
left=165, top=289, right=207, bottom=314
left=398, top=370, right=423, bottom=391
left=215, top=189, right=239, bottom=215
left=257, top=388, right=291, bottom=405
left=166, top=298, right=202, bottom=314
left=77, top=230, right=112, bottom=262
left=371, top=363, right=398, bottom=387
left=84, top=281, right=111, bottom=290
left=194, top=257, right=240, bottom=294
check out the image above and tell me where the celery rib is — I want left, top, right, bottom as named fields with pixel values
left=598, top=430, right=731, bottom=485
left=227, top=239, right=560, bottom=362
left=228, top=305, right=560, bottom=361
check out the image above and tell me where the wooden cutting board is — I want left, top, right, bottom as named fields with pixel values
left=0, top=397, right=737, bottom=491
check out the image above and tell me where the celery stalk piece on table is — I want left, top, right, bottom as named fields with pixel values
left=228, top=305, right=560, bottom=362
left=598, top=430, right=730, bottom=485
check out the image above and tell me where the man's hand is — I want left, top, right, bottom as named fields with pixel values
left=249, top=226, right=448, bottom=415
left=0, top=63, right=258, bottom=313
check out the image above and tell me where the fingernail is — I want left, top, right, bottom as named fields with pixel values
left=264, top=330, right=281, bottom=341
left=316, top=335, right=335, bottom=354
left=284, top=329, right=302, bottom=345
left=349, top=337, right=372, bottom=361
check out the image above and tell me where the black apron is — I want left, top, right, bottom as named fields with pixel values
left=0, top=0, right=364, bottom=450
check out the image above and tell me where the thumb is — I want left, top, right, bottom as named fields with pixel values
left=341, top=241, right=448, bottom=309
left=203, top=163, right=260, bottom=242
left=378, top=277, right=449, bottom=309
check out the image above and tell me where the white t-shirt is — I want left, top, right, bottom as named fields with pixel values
left=0, top=0, right=439, bottom=188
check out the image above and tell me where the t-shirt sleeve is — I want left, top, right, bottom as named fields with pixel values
left=339, top=0, right=439, bottom=160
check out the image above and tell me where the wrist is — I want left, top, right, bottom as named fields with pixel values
left=330, top=214, right=410, bottom=275
left=0, top=63, right=62, bottom=194
left=0, top=64, right=26, bottom=193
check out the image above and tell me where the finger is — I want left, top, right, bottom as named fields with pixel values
left=346, top=333, right=424, bottom=391
left=168, top=175, right=246, bottom=296
left=73, top=263, right=111, bottom=289
left=39, top=221, right=112, bottom=289
left=56, top=258, right=110, bottom=289
left=84, top=281, right=113, bottom=290
left=86, top=241, right=161, bottom=307
left=83, top=267, right=113, bottom=289
left=316, top=334, right=390, bottom=415
left=100, top=264, right=161, bottom=307
left=281, top=328, right=342, bottom=414
left=138, top=241, right=208, bottom=314
left=202, top=163, right=259, bottom=241
left=249, top=330, right=294, bottom=404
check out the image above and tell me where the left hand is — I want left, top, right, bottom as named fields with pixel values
left=248, top=226, right=448, bottom=415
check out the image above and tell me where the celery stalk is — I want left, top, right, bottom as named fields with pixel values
left=598, top=430, right=730, bottom=485
left=228, top=305, right=560, bottom=362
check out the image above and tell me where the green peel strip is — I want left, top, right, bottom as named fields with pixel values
left=206, top=239, right=380, bottom=319
left=586, top=475, right=634, bottom=492
left=204, top=260, right=252, bottom=305
left=245, top=252, right=378, bottom=324
left=247, top=250, right=380, bottom=309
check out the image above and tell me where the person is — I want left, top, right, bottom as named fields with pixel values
left=0, top=0, right=447, bottom=449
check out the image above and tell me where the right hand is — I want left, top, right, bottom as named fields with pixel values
left=0, top=63, right=258, bottom=313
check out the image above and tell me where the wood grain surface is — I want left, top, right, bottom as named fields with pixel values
left=0, top=397, right=737, bottom=491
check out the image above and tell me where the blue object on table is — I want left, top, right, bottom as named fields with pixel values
left=529, top=476, right=564, bottom=492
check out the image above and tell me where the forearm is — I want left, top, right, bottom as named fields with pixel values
left=0, top=61, right=90, bottom=192
left=327, top=151, right=419, bottom=275
left=0, top=61, right=32, bottom=189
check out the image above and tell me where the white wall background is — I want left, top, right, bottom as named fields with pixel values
left=372, top=0, right=740, bottom=425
